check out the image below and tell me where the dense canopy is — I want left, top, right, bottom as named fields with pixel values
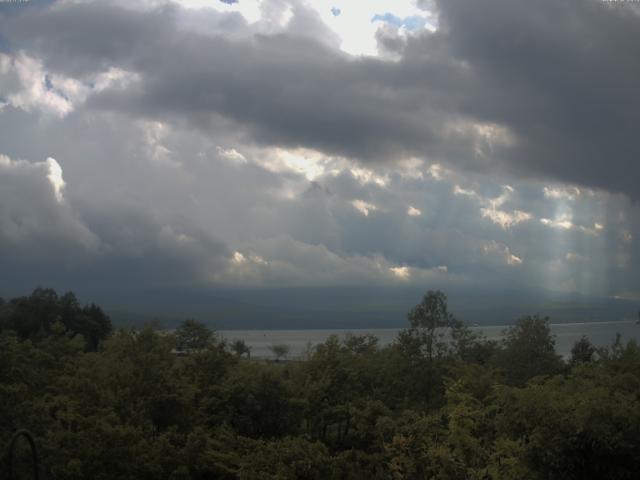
left=2, top=289, right=640, bottom=479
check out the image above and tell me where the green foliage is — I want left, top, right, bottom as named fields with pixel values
left=238, top=436, right=331, bottom=480
left=570, top=335, right=597, bottom=365
left=394, top=290, right=478, bottom=409
left=174, top=318, right=214, bottom=352
left=495, top=315, right=564, bottom=386
left=231, top=339, right=252, bottom=358
left=403, top=290, right=458, bottom=360
left=207, top=362, right=301, bottom=438
left=493, top=366, right=640, bottom=479
left=0, top=287, right=111, bottom=350
left=2, top=288, right=640, bottom=479
left=269, top=343, right=291, bottom=361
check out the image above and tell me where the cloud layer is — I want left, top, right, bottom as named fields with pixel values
left=0, top=0, right=639, bottom=305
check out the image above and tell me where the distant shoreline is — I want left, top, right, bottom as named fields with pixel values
left=218, top=318, right=636, bottom=333
left=218, top=320, right=640, bottom=360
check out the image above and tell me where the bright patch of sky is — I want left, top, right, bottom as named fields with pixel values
left=170, top=0, right=437, bottom=56
left=352, top=199, right=377, bottom=217
left=313, top=0, right=437, bottom=55
left=407, top=206, right=421, bottom=217
left=390, top=265, right=410, bottom=280
left=46, top=157, right=65, bottom=202
left=371, top=13, right=427, bottom=31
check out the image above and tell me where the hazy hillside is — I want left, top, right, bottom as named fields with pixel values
left=96, top=286, right=639, bottom=329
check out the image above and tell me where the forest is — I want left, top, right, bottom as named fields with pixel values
left=2, top=287, right=640, bottom=479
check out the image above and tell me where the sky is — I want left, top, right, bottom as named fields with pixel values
left=0, top=0, right=639, bottom=324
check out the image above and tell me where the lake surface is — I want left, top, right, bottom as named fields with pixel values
left=221, top=320, right=640, bottom=359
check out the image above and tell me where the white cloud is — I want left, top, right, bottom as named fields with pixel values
left=453, top=184, right=477, bottom=197
left=257, top=147, right=331, bottom=181
left=427, top=163, right=445, bottom=180
left=453, top=184, right=533, bottom=230
left=483, top=240, right=523, bottom=267
left=390, top=265, right=410, bottom=280
left=352, top=199, right=377, bottom=216
left=543, top=185, right=581, bottom=201
left=350, top=166, right=388, bottom=187
left=45, top=157, right=66, bottom=203
left=540, top=216, right=573, bottom=230
left=217, top=146, right=247, bottom=164
left=481, top=208, right=532, bottom=230
left=407, top=206, right=421, bottom=217
left=477, top=186, right=533, bottom=229
left=539, top=214, right=603, bottom=236
left=0, top=52, right=75, bottom=117
left=232, top=251, right=246, bottom=263
left=0, top=52, right=140, bottom=117
left=140, top=121, right=181, bottom=167
left=507, top=253, right=523, bottom=266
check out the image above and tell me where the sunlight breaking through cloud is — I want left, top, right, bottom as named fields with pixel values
left=45, top=157, right=65, bottom=203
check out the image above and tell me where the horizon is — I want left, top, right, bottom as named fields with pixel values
left=3, top=284, right=638, bottom=331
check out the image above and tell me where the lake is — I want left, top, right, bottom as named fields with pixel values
left=220, top=320, right=640, bottom=359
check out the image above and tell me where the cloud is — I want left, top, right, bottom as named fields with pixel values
left=371, top=13, right=428, bottom=31
left=45, top=157, right=65, bottom=202
left=351, top=199, right=377, bottom=217
left=482, top=241, right=523, bottom=267
left=0, top=52, right=76, bottom=117
left=407, top=206, right=421, bottom=217
left=0, top=148, right=233, bottom=292
left=2, top=0, right=639, bottom=201
left=0, top=153, right=99, bottom=259
left=0, top=0, right=639, bottom=305
left=223, top=234, right=455, bottom=287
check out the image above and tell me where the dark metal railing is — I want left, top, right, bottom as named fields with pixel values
left=6, top=429, right=39, bottom=480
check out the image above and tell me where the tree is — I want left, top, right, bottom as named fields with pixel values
left=231, top=339, right=251, bottom=359
left=395, top=290, right=463, bottom=407
left=496, top=315, right=563, bottom=386
left=174, top=319, right=213, bottom=352
left=401, top=290, right=459, bottom=361
left=270, top=343, right=291, bottom=361
left=343, top=333, right=378, bottom=355
left=570, top=335, right=596, bottom=366
left=211, top=363, right=301, bottom=438
left=239, top=436, right=331, bottom=479
left=493, top=367, right=640, bottom=479
left=0, top=288, right=111, bottom=350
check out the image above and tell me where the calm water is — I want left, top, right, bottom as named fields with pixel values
left=221, top=320, right=640, bottom=359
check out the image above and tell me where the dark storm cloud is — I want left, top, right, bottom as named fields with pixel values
left=0, top=2, right=484, bottom=170
left=87, top=33, right=442, bottom=162
left=0, top=156, right=98, bottom=261
left=3, top=0, right=640, bottom=198
left=1, top=0, right=640, bottom=305
left=0, top=150, right=231, bottom=294
left=0, top=3, right=177, bottom=74
left=428, top=0, right=640, bottom=199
